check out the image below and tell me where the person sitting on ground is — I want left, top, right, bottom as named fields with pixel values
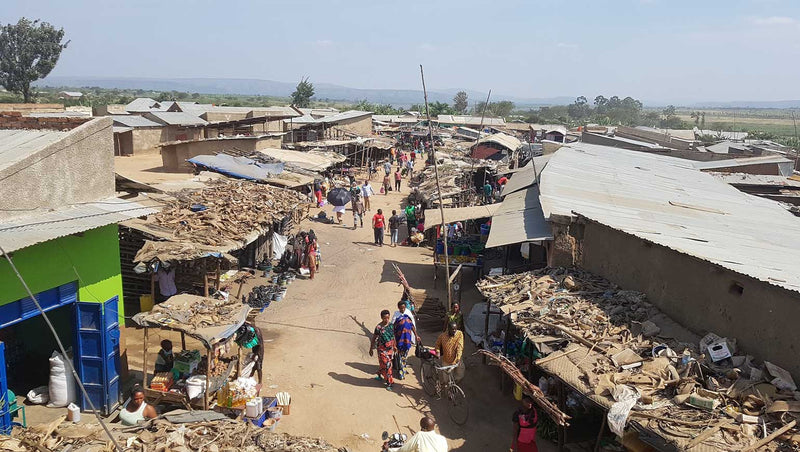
left=434, top=321, right=465, bottom=384
left=154, top=339, right=174, bottom=373
left=119, top=386, right=157, bottom=426
left=388, top=416, right=448, bottom=452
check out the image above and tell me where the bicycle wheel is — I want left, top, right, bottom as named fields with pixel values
left=448, top=384, right=469, bottom=425
left=420, top=360, right=438, bottom=396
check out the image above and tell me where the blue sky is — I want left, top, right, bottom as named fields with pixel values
left=2, top=0, right=800, bottom=102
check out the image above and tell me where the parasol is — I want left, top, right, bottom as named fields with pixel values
left=327, top=187, right=352, bottom=207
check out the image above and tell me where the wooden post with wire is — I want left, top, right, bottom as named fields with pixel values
left=420, top=64, right=452, bottom=311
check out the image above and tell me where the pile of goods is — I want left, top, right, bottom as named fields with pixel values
left=147, top=179, right=309, bottom=247
left=2, top=416, right=347, bottom=452
left=218, top=377, right=260, bottom=408
left=434, top=237, right=483, bottom=264
left=477, top=267, right=800, bottom=451
left=149, top=372, right=174, bottom=391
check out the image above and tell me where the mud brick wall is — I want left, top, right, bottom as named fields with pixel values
left=0, top=111, right=92, bottom=130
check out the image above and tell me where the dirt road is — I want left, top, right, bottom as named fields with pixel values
left=249, top=173, right=553, bottom=451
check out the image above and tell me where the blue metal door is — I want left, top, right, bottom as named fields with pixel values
left=103, top=297, right=121, bottom=412
left=73, top=297, right=121, bottom=414
left=0, top=342, right=9, bottom=434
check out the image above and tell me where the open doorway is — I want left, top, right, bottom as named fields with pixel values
left=0, top=304, right=73, bottom=396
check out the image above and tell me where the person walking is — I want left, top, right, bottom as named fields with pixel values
left=351, top=186, right=365, bottom=230
left=369, top=309, right=396, bottom=391
left=372, top=208, right=386, bottom=246
left=392, top=301, right=419, bottom=378
left=511, top=395, right=539, bottom=452
left=434, top=322, right=465, bottom=384
left=483, top=180, right=494, bottom=204
left=362, top=180, right=374, bottom=211
left=388, top=209, right=404, bottom=247
left=394, top=169, right=402, bottom=192
left=383, top=160, right=392, bottom=176
left=306, top=237, right=318, bottom=280
left=406, top=159, right=414, bottom=179
left=383, top=173, right=391, bottom=195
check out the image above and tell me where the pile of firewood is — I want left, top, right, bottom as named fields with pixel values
left=4, top=417, right=347, bottom=452
left=152, top=180, right=309, bottom=247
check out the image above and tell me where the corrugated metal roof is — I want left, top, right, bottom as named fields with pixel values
left=113, top=126, right=133, bottom=134
left=424, top=204, right=500, bottom=226
left=125, top=98, right=168, bottom=113
left=473, top=132, right=521, bottom=152
left=0, top=197, right=158, bottom=253
left=486, top=184, right=552, bottom=248
left=0, top=129, right=69, bottom=174
left=146, top=112, right=208, bottom=126
left=316, top=110, right=372, bottom=124
left=692, top=155, right=793, bottom=170
left=111, top=115, right=162, bottom=128
left=437, top=115, right=506, bottom=127
left=259, top=148, right=346, bottom=171
left=501, top=155, right=551, bottom=197
left=539, top=142, right=800, bottom=292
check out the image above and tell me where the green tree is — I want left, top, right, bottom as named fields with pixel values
left=568, top=96, right=591, bottom=120
left=291, top=77, right=314, bottom=107
left=453, top=91, right=468, bottom=114
left=0, top=18, right=69, bottom=102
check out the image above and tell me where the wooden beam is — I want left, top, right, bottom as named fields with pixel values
left=142, top=327, right=149, bottom=388
left=448, top=264, right=463, bottom=284
left=743, top=420, right=796, bottom=452
left=686, top=419, right=733, bottom=449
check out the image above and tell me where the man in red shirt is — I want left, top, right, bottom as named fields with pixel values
left=372, top=208, right=386, bottom=247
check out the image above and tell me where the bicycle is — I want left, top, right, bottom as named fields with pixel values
left=419, top=356, right=469, bottom=425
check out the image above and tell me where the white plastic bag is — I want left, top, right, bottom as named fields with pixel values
left=607, top=385, right=640, bottom=436
left=47, top=351, right=77, bottom=407
left=26, top=386, right=49, bottom=404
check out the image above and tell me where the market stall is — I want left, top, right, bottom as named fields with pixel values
left=476, top=267, right=800, bottom=452
left=131, top=294, right=253, bottom=411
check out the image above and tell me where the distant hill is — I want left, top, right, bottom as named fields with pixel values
left=690, top=100, right=800, bottom=109
left=35, top=75, right=573, bottom=107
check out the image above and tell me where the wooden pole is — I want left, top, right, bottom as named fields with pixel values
left=204, top=347, right=212, bottom=410
left=420, top=64, right=452, bottom=312
left=181, top=331, right=186, bottom=352
left=142, top=327, right=149, bottom=388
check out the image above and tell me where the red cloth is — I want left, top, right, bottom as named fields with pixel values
left=498, top=176, right=508, bottom=185
left=373, top=214, right=385, bottom=229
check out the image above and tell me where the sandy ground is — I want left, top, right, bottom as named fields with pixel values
left=18, top=163, right=556, bottom=451
left=247, top=170, right=555, bottom=452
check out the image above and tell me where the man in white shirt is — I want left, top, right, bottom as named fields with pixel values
left=389, top=417, right=448, bottom=452
left=154, top=265, right=177, bottom=302
left=362, top=180, right=375, bottom=211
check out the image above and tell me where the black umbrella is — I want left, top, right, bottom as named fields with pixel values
left=327, top=187, right=352, bottom=207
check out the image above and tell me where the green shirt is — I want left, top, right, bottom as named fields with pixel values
left=405, top=205, right=416, bottom=222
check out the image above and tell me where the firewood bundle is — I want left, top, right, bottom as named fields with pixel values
left=152, top=180, right=309, bottom=246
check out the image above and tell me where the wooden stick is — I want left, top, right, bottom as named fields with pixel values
left=535, top=348, right=580, bottom=365
left=743, top=420, right=796, bottom=452
left=420, top=64, right=452, bottom=312
left=142, top=327, right=149, bottom=388
left=204, top=347, right=211, bottom=410
left=686, top=418, right=732, bottom=449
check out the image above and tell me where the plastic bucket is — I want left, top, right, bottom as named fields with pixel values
left=139, top=295, right=154, bottom=312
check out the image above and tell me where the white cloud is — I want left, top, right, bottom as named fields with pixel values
left=751, top=16, right=798, bottom=25
left=557, top=42, right=579, bottom=49
left=313, top=39, right=334, bottom=47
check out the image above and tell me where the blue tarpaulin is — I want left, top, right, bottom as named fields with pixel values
left=188, top=154, right=284, bottom=181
